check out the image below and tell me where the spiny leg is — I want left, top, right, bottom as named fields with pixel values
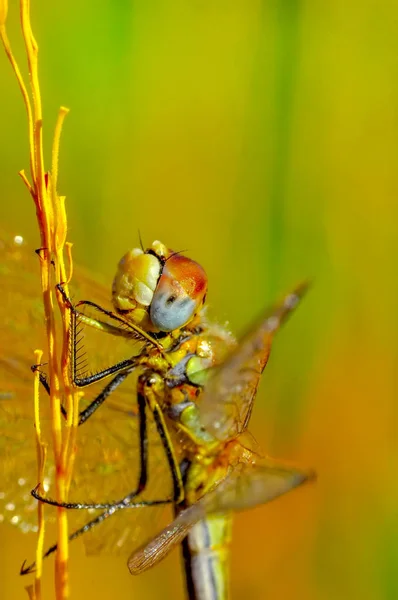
left=69, top=299, right=140, bottom=388
left=32, top=373, right=184, bottom=508
left=57, top=283, right=162, bottom=357
left=20, top=495, right=173, bottom=575
left=77, top=368, right=134, bottom=425
left=22, top=374, right=184, bottom=573
left=118, top=371, right=185, bottom=505
left=31, top=281, right=145, bottom=419
left=20, top=509, right=126, bottom=574
left=32, top=284, right=163, bottom=418
left=31, top=363, right=137, bottom=425
left=32, top=375, right=150, bottom=509
left=50, top=283, right=151, bottom=387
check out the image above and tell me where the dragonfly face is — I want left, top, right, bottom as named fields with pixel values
left=112, top=240, right=207, bottom=333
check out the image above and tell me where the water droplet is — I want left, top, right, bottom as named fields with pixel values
left=13, top=235, right=24, bottom=246
left=267, top=316, right=280, bottom=332
left=285, top=293, right=299, bottom=309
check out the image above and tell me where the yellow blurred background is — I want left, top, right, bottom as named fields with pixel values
left=1, top=0, right=397, bottom=598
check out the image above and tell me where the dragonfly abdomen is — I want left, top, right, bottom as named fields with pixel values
left=181, top=513, right=232, bottom=600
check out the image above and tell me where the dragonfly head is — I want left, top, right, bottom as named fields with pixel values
left=112, top=241, right=208, bottom=332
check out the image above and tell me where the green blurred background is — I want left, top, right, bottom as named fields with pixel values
left=1, top=0, right=397, bottom=598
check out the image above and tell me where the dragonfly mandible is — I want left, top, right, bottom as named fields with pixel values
left=0, top=231, right=314, bottom=599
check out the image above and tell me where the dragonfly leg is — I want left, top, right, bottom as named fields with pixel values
left=21, top=495, right=174, bottom=576
left=31, top=380, right=149, bottom=509
left=31, top=364, right=50, bottom=395
left=31, top=282, right=142, bottom=417
left=56, top=282, right=129, bottom=333
left=31, top=363, right=136, bottom=426
left=73, top=358, right=138, bottom=388
left=31, top=372, right=184, bottom=508
left=142, top=373, right=185, bottom=503
left=56, top=283, right=155, bottom=387
left=56, top=283, right=136, bottom=331
left=22, top=376, right=184, bottom=574
left=76, top=367, right=134, bottom=424
left=57, top=282, right=161, bottom=348
left=21, top=509, right=123, bottom=574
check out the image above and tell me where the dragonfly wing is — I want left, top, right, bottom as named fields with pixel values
left=197, top=282, right=309, bottom=441
left=128, top=502, right=199, bottom=574
left=0, top=230, right=175, bottom=554
left=128, top=460, right=314, bottom=574
left=0, top=231, right=50, bottom=532
left=1, top=392, right=175, bottom=555
left=64, top=388, right=180, bottom=556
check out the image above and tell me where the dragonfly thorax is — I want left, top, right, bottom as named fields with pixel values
left=112, top=240, right=207, bottom=333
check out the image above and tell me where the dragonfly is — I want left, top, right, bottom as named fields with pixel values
left=0, top=230, right=314, bottom=599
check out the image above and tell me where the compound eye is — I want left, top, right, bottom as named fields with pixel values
left=150, top=254, right=207, bottom=332
left=112, top=249, right=161, bottom=313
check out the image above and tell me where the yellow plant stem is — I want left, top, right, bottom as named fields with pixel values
left=33, top=349, right=47, bottom=600
left=20, top=0, right=47, bottom=219
left=1, top=1, right=80, bottom=598
left=0, top=24, right=36, bottom=185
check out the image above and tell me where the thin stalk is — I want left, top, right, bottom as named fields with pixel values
left=1, top=1, right=80, bottom=598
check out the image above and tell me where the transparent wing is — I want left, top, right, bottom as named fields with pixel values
left=197, top=283, right=309, bottom=441
left=128, top=459, right=315, bottom=574
left=0, top=230, right=175, bottom=555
